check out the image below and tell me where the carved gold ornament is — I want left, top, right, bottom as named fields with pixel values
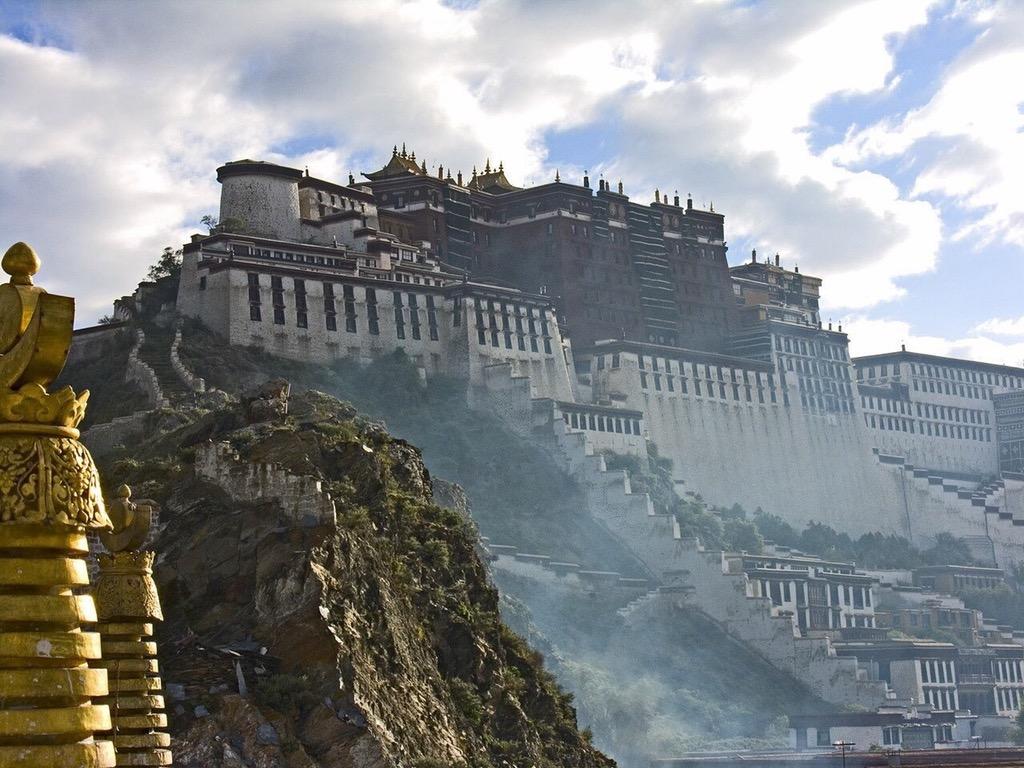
left=0, top=242, right=109, bottom=530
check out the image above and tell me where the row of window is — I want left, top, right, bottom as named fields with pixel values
left=562, top=411, right=642, bottom=436
left=312, top=189, right=365, bottom=212
left=865, top=414, right=993, bottom=442
left=800, top=392, right=855, bottom=414
left=781, top=355, right=852, bottom=381
left=797, top=376, right=853, bottom=398
left=247, top=273, right=441, bottom=342
left=859, top=361, right=1023, bottom=391
left=640, top=369, right=784, bottom=405
left=998, top=687, right=1024, bottom=713
left=924, top=687, right=958, bottom=711
left=912, top=361, right=1022, bottom=389
left=913, top=377, right=992, bottom=400
left=920, top=660, right=956, bottom=685
left=759, top=579, right=873, bottom=610
left=637, top=356, right=778, bottom=387
left=775, top=335, right=849, bottom=362
left=232, top=243, right=348, bottom=270
left=472, top=299, right=553, bottom=354
left=862, top=395, right=991, bottom=425
left=994, top=660, right=1023, bottom=683
left=881, top=724, right=954, bottom=746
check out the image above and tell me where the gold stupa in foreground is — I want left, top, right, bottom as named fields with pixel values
left=0, top=241, right=115, bottom=766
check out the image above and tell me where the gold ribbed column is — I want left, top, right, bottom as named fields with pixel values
left=0, top=243, right=115, bottom=766
left=94, top=548, right=171, bottom=767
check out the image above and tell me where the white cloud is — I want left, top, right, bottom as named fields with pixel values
left=846, top=315, right=1024, bottom=367
left=0, top=0, right=1012, bottom=338
left=975, top=316, right=1024, bottom=337
left=833, top=1, right=1024, bottom=248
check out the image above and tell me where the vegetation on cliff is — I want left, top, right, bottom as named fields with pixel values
left=177, top=320, right=642, bottom=575
left=100, top=386, right=613, bottom=767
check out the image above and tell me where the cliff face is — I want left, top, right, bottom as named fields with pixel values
left=105, top=385, right=612, bottom=768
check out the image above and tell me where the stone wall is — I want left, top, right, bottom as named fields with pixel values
left=80, top=326, right=165, bottom=457
left=585, top=351, right=1024, bottom=570
left=177, top=257, right=574, bottom=402
left=82, top=411, right=152, bottom=457
left=126, top=328, right=168, bottom=409
left=170, top=326, right=206, bottom=393
left=219, top=171, right=302, bottom=241
left=67, top=322, right=130, bottom=367
left=194, top=442, right=336, bottom=526
left=485, top=541, right=650, bottom=598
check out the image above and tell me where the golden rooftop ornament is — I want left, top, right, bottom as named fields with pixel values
left=0, top=242, right=115, bottom=766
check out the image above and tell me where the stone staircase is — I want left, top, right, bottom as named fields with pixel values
left=875, top=452, right=1024, bottom=568
left=139, top=322, right=192, bottom=402
left=476, top=364, right=892, bottom=709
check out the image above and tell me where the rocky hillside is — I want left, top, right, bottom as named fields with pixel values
left=99, top=382, right=614, bottom=768
left=72, top=319, right=830, bottom=766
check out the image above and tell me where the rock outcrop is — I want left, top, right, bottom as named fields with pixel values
left=104, top=387, right=612, bottom=768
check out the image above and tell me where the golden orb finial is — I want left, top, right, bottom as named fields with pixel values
left=2, top=242, right=40, bottom=286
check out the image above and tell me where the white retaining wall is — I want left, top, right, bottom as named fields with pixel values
left=195, top=442, right=336, bottom=525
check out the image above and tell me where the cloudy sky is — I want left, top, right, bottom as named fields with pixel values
left=1, top=0, right=1022, bottom=363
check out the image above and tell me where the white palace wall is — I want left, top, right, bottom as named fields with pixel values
left=178, top=244, right=1024, bottom=568
left=582, top=350, right=1024, bottom=568
left=177, top=251, right=574, bottom=401
left=591, top=353, right=902, bottom=536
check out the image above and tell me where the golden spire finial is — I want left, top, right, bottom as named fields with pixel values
left=3, top=242, right=40, bottom=286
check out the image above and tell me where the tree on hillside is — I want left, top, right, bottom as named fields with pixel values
left=752, top=510, right=800, bottom=549
left=855, top=533, right=923, bottom=570
left=799, top=522, right=855, bottom=562
left=148, top=247, right=182, bottom=281
left=923, top=532, right=977, bottom=566
left=724, top=518, right=764, bottom=554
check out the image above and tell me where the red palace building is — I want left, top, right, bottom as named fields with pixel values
left=365, top=146, right=737, bottom=352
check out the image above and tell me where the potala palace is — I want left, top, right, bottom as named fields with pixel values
left=73, top=151, right=1024, bottom=742
left=153, top=153, right=1024, bottom=566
